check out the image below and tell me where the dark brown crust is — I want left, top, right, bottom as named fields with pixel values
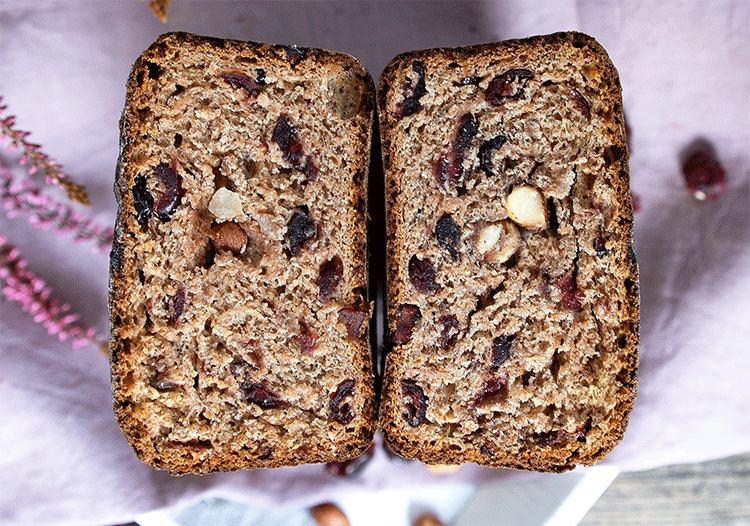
left=110, top=32, right=376, bottom=474
left=377, top=32, right=639, bottom=472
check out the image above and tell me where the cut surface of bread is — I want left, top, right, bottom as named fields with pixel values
left=110, top=32, right=375, bottom=475
left=377, top=32, right=639, bottom=472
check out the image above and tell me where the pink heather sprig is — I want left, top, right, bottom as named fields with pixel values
left=1, top=169, right=113, bottom=254
left=0, top=236, right=107, bottom=354
left=0, top=96, right=90, bottom=206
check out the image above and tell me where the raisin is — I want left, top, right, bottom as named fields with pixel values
left=168, top=282, right=186, bottom=325
left=153, top=162, right=183, bottom=221
left=285, top=45, right=308, bottom=65
left=240, top=380, right=285, bottom=408
left=339, top=308, right=366, bottom=338
left=408, top=255, right=439, bottom=293
left=472, top=377, right=506, bottom=405
left=318, top=256, right=343, bottom=300
left=447, top=113, right=478, bottom=187
left=478, top=133, right=507, bottom=177
left=326, top=443, right=375, bottom=477
left=557, top=274, right=585, bottom=311
left=395, top=60, right=427, bottom=118
left=173, top=133, right=183, bottom=148
left=272, top=114, right=318, bottom=182
left=254, top=68, right=266, bottom=85
left=435, top=214, right=461, bottom=259
left=433, top=156, right=449, bottom=186
left=330, top=379, right=356, bottom=425
left=392, top=304, right=421, bottom=345
left=485, top=69, right=534, bottom=106
left=490, top=335, right=515, bottom=370
left=567, top=88, right=591, bottom=119
left=439, top=314, right=460, bottom=347
left=593, top=234, right=608, bottom=257
left=287, top=209, right=316, bottom=256
left=297, top=320, right=317, bottom=354
left=217, top=72, right=261, bottom=98
left=132, top=174, right=153, bottom=227
left=401, top=379, right=427, bottom=427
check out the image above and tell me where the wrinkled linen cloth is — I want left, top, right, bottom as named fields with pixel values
left=1, top=1, right=748, bottom=525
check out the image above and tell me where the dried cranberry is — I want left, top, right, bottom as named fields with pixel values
left=318, top=255, right=343, bottom=300
left=478, top=133, right=507, bottom=177
left=447, top=113, right=478, bottom=187
left=326, top=443, right=375, bottom=477
left=272, top=115, right=318, bottom=182
left=593, top=234, right=608, bottom=257
left=395, top=60, right=427, bottom=118
left=285, top=45, right=308, bottom=65
left=567, top=88, right=590, bottom=119
left=557, top=274, right=585, bottom=311
left=287, top=209, right=316, bottom=256
left=680, top=139, right=728, bottom=200
left=339, top=308, right=366, bottom=338
left=472, top=376, right=506, bottom=405
left=439, top=314, right=460, bottom=347
left=297, top=321, right=317, bottom=354
left=485, top=69, right=534, bottom=106
left=132, top=174, right=153, bottom=227
left=408, top=255, right=439, bottom=293
left=217, top=72, right=261, bottom=98
left=330, top=379, right=356, bottom=425
left=153, top=162, right=183, bottom=221
left=435, top=214, right=461, bottom=259
left=490, top=335, right=515, bottom=370
left=392, top=304, right=421, bottom=345
left=433, top=156, right=448, bottom=186
left=168, top=282, right=186, bottom=325
left=240, top=380, right=285, bottom=408
left=401, top=379, right=427, bottom=427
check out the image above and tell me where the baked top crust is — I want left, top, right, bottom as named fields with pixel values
left=110, top=32, right=376, bottom=475
left=377, top=32, right=639, bottom=472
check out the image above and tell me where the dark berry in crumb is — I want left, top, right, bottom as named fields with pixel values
left=217, top=72, right=261, bottom=98
left=490, top=335, right=515, bottom=370
left=485, top=69, right=534, bottom=106
left=567, top=88, right=590, bottom=119
left=325, top=442, right=375, bottom=476
left=339, top=308, right=366, bottom=338
left=153, top=162, right=183, bottom=221
left=318, top=256, right=343, bottom=300
left=168, top=282, right=186, bottom=325
left=439, top=314, right=460, bottom=347
left=330, top=379, right=356, bottom=425
left=132, top=174, right=153, bottom=227
left=287, top=209, right=316, bottom=256
left=401, top=379, right=427, bottom=427
left=472, top=377, right=506, bottom=405
left=392, top=304, right=421, bottom=345
left=478, top=133, right=507, bottom=177
left=408, top=255, right=439, bottom=293
left=395, top=60, right=427, bottom=118
left=447, top=113, right=478, bottom=187
left=297, top=320, right=317, bottom=355
left=593, top=234, right=608, bottom=257
left=240, top=380, right=285, bottom=408
left=435, top=214, right=461, bottom=258
left=557, top=274, right=585, bottom=311
left=285, top=45, right=308, bottom=65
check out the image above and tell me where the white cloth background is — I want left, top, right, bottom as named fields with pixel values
left=1, top=2, right=748, bottom=525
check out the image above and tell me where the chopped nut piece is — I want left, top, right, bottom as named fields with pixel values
left=476, top=220, right=522, bottom=264
left=210, top=222, right=248, bottom=255
left=208, top=187, right=243, bottom=220
left=505, top=185, right=548, bottom=230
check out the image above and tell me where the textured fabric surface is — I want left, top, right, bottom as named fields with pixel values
left=0, top=2, right=748, bottom=525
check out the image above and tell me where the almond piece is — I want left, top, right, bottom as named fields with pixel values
left=476, top=220, right=521, bottom=264
left=311, top=502, right=351, bottom=526
left=208, top=187, right=243, bottom=220
left=505, top=185, right=548, bottom=230
left=210, top=221, right=248, bottom=255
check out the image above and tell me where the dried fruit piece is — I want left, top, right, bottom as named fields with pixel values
left=287, top=208, right=316, bottom=256
left=446, top=112, right=478, bottom=187
left=240, top=380, right=285, bottom=408
left=210, top=221, right=248, bottom=255
left=392, top=304, right=421, bottom=345
left=318, top=256, right=343, bottom=300
left=567, top=88, right=591, bottom=119
left=297, top=320, right=317, bottom=355
left=401, top=379, right=427, bottom=426
left=485, top=69, right=534, bottom=106
left=217, top=72, right=262, bottom=98
left=285, top=45, right=308, bottom=65
left=476, top=220, right=522, bottom=265
left=330, top=379, right=355, bottom=425
left=339, top=308, right=366, bottom=338
left=557, top=274, right=585, bottom=311
left=168, top=282, right=186, bottom=325
left=680, top=139, right=728, bottom=201
left=471, top=377, right=506, bottom=405
left=132, top=174, right=153, bottom=227
left=593, top=233, right=608, bottom=257
left=408, top=255, right=439, bottom=294
left=490, top=335, right=515, bottom=370
left=208, top=187, right=243, bottom=221
left=153, top=162, right=184, bottom=221
left=395, top=60, right=427, bottom=118
left=535, top=429, right=583, bottom=446
left=435, top=214, right=461, bottom=259
left=505, top=185, right=548, bottom=230
left=439, top=314, right=460, bottom=347
left=272, top=114, right=319, bottom=182
left=325, top=442, right=375, bottom=477
left=310, top=502, right=351, bottom=526
left=478, top=133, right=508, bottom=177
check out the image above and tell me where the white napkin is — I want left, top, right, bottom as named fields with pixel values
left=1, top=2, right=748, bottom=525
